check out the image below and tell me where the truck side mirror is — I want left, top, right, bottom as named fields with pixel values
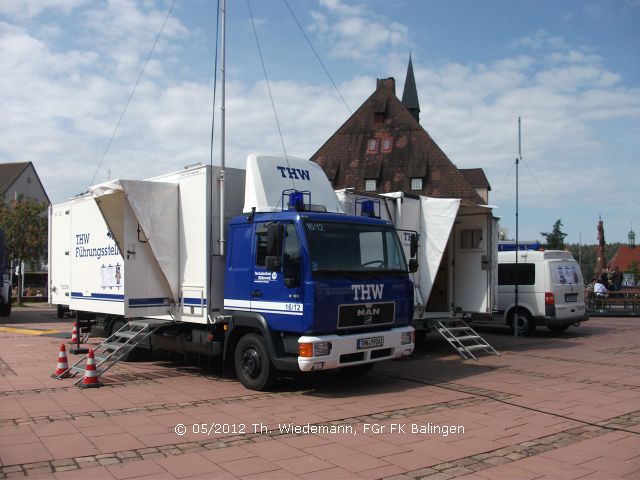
left=410, top=233, right=419, bottom=259
left=266, top=223, right=282, bottom=257
left=265, top=255, right=281, bottom=272
left=408, top=259, right=418, bottom=273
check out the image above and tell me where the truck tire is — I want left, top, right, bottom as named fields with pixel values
left=234, top=333, right=278, bottom=391
left=0, top=301, right=10, bottom=317
left=548, top=324, right=570, bottom=334
left=509, top=309, right=535, bottom=336
left=56, top=305, right=66, bottom=318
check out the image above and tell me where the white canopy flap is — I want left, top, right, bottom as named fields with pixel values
left=418, top=196, right=460, bottom=302
left=90, top=179, right=179, bottom=301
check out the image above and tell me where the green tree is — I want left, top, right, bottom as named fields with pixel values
left=0, top=196, right=48, bottom=305
left=541, top=219, right=567, bottom=250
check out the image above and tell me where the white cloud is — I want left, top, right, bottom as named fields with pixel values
left=0, top=0, right=87, bottom=19
left=309, top=0, right=409, bottom=59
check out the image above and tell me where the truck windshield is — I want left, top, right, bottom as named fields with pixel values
left=303, top=220, right=407, bottom=276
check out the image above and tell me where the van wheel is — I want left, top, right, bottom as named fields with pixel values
left=509, top=310, right=535, bottom=336
left=548, top=325, right=570, bottom=334
left=0, top=302, right=10, bottom=317
left=234, top=333, right=278, bottom=391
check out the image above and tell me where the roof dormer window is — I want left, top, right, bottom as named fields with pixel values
left=366, top=139, right=378, bottom=153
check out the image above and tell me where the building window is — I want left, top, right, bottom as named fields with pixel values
left=366, top=139, right=378, bottom=153
left=460, top=229, right=483, bottom=250
left=365, top=179, right=377, bottom=191
left=410, top=178, right=423, bottom=190
left=382, top=138, right=392, bottom=152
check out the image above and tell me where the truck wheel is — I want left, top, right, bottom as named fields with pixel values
left=509, top=310, right=535, bottom=336
left=340, top=363, right=375, bottom=376
left=0, top=302, right=10, bottom=317
left=234, top=333, right=277, bottom=391
left=548, top=324, right=570, bottom=334
left=56, top=305, right=66, bottom=318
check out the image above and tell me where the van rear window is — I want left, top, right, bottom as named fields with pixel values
left=498, top=263, right=535, bottom=285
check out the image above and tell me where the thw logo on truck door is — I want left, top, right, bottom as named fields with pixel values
left=351, top=284, right=384, bottom=301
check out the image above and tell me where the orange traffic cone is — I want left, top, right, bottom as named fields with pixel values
left=69, top=321, right=79, bottom=345
left=52, top=343, right=71, bottom=378
left=79, top=349, right=102, bottom=388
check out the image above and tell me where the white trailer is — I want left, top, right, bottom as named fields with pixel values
left=336, top=190, right=499, bottom=331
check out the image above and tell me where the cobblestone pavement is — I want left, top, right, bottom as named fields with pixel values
left=0, top=307, right=638, bottom=479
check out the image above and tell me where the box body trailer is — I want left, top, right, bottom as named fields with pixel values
left=336, top=190, right=498, bottom=331
left=50, top=155, right=415, bottom=389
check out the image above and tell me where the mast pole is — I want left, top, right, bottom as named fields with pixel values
left=514, top=117, right=521, bottom=337
left=219, top=0, right=226, bottom=254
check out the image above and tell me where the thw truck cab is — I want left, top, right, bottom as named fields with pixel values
left=224, top=208, right=414, bottom=388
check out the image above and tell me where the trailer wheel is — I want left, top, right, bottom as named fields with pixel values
left=234, top=333, right=277, bottom=391
left=0, top=301, right=10, bottom=317
left=509, top=309, right=535, bottom=336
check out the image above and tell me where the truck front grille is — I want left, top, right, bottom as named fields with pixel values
left=338, top=302, right=395, bottom=329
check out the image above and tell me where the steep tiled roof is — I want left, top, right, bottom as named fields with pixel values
left=460, top=168, right=491, bottom=190
left=0, top=162, right=30, bottom=196
left=607, top=245, right=640, bottom=271
left=311, top=78, right=484, bottom=203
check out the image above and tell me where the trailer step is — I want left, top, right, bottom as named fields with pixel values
left=436, top=319, right=500, bottom=360
left=64, top=319, right=173, bottom=385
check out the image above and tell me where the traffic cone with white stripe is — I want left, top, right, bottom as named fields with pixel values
left=52, top=343, right=71, bottom=378
left=69, top=321, right=79, bottom=345
left=79, top=349, right=102, bottom=388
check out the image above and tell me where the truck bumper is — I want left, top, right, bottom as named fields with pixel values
left=297, top=326, right=415, bottom=372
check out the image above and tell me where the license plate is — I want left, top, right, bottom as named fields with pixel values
left=565, top=293, right=578, bottom=303
left=357, top=336, right=384, bottom=349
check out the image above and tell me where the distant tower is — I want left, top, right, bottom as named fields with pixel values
left=595, top=216, right=606, bottom=274
left=629, top=226, right=636, bottom=248
left=401, top=54, right=420, bottom=123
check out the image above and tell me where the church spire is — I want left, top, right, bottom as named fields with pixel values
left=401, top=53, right=420, bottom=123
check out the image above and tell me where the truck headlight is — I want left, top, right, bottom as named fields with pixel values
left=314, top=342, right=331, bottom=356
left=401, top=331, right=413, bottom=345
left=298, top=341, right=331, bottom=357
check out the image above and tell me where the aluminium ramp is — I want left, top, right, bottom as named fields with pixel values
left=436, top=318, right=500, bottom=360
left=60, top=319, right=172, bottom=384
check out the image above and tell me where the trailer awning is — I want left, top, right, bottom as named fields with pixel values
left=90, top=180, right=179, bottom=301
left=419, top=197, right=460, bottom=302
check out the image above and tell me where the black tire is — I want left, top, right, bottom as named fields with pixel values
left=548, top=324, right=570, bottom=334
left=108, top=318, right=127, bottom=337
left=509, top=309, right=535, bottom=336
left=234, top=333, right=278, bottom=391
left=56, top=305, right=65, bottom=318
left=0, top=301, right=10, bottom=317
left=340, top=363, right=375, bottom=376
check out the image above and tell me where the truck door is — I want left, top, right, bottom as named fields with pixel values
left=251, top=222, right=303, bottom=331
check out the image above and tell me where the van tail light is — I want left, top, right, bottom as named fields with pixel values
left=545, top=292, right=555, bottom=305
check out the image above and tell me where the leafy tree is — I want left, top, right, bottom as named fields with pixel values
left=0, top=196, right=48, bottom=305
left=541, top=219, right=567, bottom=250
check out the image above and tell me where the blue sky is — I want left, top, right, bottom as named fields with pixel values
left=1, top=0, right=638, bottom=244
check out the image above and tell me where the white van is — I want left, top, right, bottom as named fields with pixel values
left=493, top=250, right=588, bottom=335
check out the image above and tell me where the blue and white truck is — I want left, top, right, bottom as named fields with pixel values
left=49, top=155, right=415, bottom=389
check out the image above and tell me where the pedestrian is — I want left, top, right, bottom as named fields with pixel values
left=599, top=272, right=611, bottom=291
left=594, top=278, right=608, bottom=297
left=611, top=266, right=623, bottom=294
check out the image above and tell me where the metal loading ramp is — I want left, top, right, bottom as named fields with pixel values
left=61, top=319, right=172, bottom=384
left=436, top=318, right=500, bottom=360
